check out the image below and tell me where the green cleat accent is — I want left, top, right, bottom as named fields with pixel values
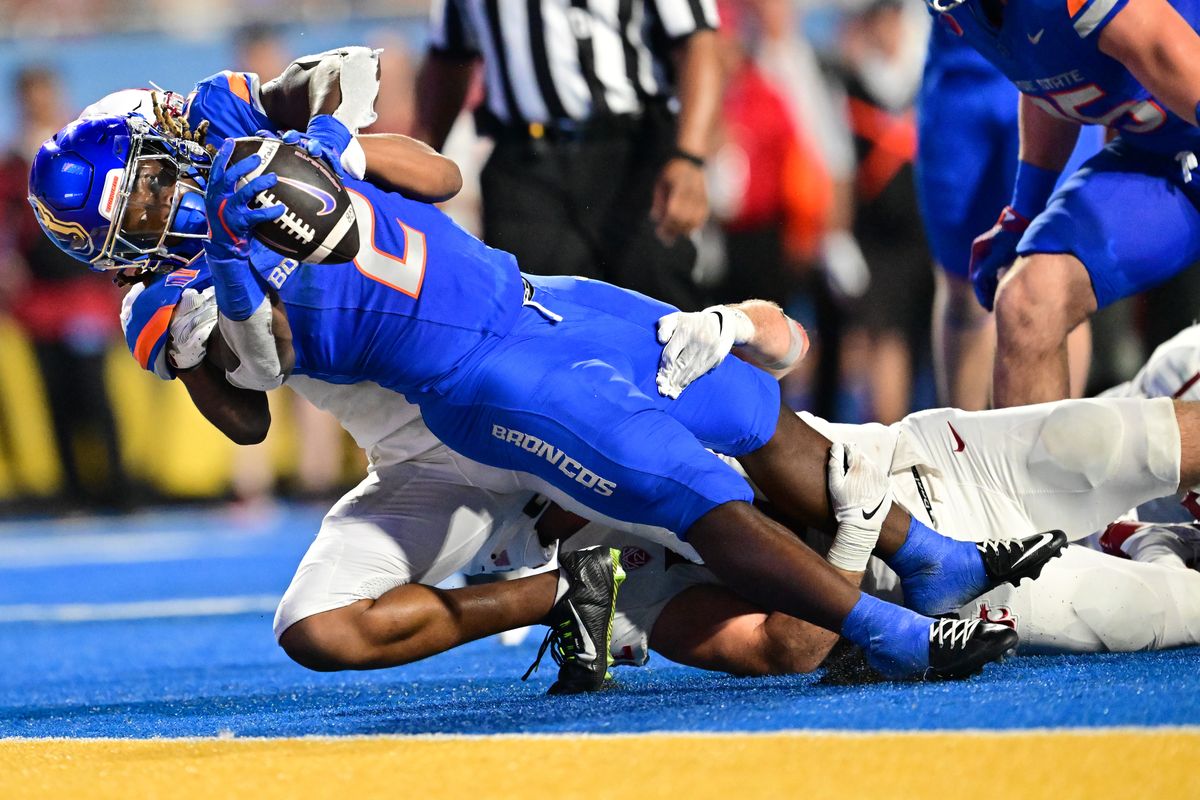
left=522, top=546, right=626, bottom=695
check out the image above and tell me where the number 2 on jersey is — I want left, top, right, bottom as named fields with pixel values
left=347, top=189, right=427, bottom=298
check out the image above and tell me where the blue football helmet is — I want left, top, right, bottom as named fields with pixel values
left=28, top=111, right=213, bottom=272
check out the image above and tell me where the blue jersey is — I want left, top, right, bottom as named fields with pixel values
left=255, top=179, right=524, bottom=393
left=186, top=71, right=274, bottom=145
left=925, top=13, right=1001, bottom=78
left=137, top=67, right=776, bottom=535
left=127, top=198, right=525, bottom=395
left=942, top=0, right=1200, bottom=155
left=182, top=69, right=525, bottom=393
left=917, top=14, right=1105, bottom=277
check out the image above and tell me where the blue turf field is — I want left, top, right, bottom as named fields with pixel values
left=2, top=506, right=1199, bottom=739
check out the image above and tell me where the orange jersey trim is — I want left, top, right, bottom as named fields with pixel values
left=224, top=71, right=252, bottom=104
left=134, top=306, right=173, bottom=369
left=1068, top=0, right=1087, bottom=17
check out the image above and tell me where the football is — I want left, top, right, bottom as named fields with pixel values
left=229, top=136, right=360, bottom=264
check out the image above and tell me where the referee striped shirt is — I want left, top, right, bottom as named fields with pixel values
left=427, top=0, right=719, bottom=126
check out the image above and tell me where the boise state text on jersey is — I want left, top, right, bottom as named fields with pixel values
left=916, top=18, right=1107, bottom=277
left=941, top=0, right=1200, bottom=155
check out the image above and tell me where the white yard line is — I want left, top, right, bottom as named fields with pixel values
left=0, top=595, right=280, bottom=623
left=0, top=529, right=273, bottom=569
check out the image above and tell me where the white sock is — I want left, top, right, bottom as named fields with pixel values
left=1124, top=529, right=1190, bottom=569
left=554, top=570, right=571, bottom=604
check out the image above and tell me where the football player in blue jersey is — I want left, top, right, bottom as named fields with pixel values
left=28, top=79, right=1073, bottom=682
left=122, top=269, right=1200, bottom=683
left=916, top=22, right=1103, bottom=409
left=925, top=0, right=1200, bottom=407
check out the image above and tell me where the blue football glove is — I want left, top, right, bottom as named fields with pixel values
left=203, top=140, right=284, bottom=320
left=968, top=206, right=1030, bottom=312
left=280, top=114, right=358, bottom=179
left=204, top=139, right=285, bottom=260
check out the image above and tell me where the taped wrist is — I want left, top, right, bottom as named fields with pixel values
left=760, top=319, right=809, bottom=371
left=340, top=136, right=366, bottom=180
left=218, top=298, right=285, bottom=391
left=826, top=523, right=879, bottom=573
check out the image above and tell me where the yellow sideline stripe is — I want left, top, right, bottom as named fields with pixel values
left=2, top=729, right=1198, bottom=800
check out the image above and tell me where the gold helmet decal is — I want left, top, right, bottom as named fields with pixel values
left=29, top=195, right=94, bottom=255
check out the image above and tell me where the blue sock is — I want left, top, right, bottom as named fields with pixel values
left=885, top=518, right=987, bottom=616
left=840, top=593, right=930, bottom=677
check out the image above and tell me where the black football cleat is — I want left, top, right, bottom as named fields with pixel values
left=522, top=546, right=625, bottom=695
left=924, top=618, right=1018, bottom=681
left=977, top=529, right=1068, bottom=591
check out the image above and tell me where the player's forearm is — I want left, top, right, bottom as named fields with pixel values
left=359, top=134, right=463, bottom=202
left=670, top=29, right=722, bottom=159
left=413, top=53, right=476, bottom=151
left=177, top=356, right=271, bottom=445
left=1100, top=0, right=1200, bottom=125
left=175, top=297, right=294, bottom=444
left=730, top=301, right=810, bottom=379
left=1018, top=94, right=1081, bottom=173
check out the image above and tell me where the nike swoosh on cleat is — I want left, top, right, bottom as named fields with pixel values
left=569, top=605, right=597, bottom=662
left=1010, top=532, right=1056, bottom=570
left=947, top=421, right=966, bottom=453
left=862, top=497, right=886, bottom=520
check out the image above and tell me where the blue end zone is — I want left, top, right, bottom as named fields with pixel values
left=1, top=508, right=1198, bottom=738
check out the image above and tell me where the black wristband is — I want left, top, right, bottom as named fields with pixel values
left=670, top=147, right=706, bottom=168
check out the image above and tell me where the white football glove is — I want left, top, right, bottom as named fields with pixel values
left=826, top=441, right=892, bottom=573
left=656, top=305, right=755, bottom=399
left=168, top=286, right=218, bottom=372
left=294, top=46, right=382, bottom=133
left=1127, top=322, right=1200, bottom=401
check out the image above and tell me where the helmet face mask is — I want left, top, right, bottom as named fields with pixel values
left=100, top=129, right=211, bottom=270
left=28, top=112, right=215, bottom=275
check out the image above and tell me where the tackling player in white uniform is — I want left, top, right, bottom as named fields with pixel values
left=126, top=277, right=872, bottom=686
left=647, top=309, right=1200, bottom=661
left=87, top=71, right=1200, bottom=683
left=137, top=283, right=1200, bottom=680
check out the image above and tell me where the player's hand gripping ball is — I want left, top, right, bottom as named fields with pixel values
left=221, top=136, right=360, bottom=264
